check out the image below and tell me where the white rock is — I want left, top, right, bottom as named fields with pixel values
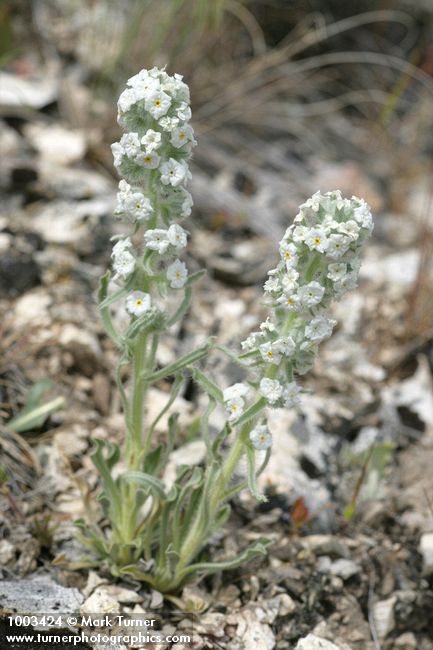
left=163, top=440, right=207, bottom=489
left=98, top=585, right=143, bottom=604
left=13, top=290, right=52, bottom=328
left=0, top=576, right=83, bottom=612
left=275, top=592, right=296, bottom=616
left=317, top=558, right=361, bottom=580
left=80, top=587, right=120, bottom=615
left=0, top=539, right=15, bottom=564
left=419, top=532, right=433, bottom=575
left=0, top=72, right=57, bottom=108
left=31, top=198, right=111, bottom=251
left=360, top=248, right=422, bottom=286
left=295, top=634, right=345, bottom=650
left=24, top=123, right=86, bottom=165
left=373, top=596, right=396, bottom=638
left=383, top=356, right=433, bottom=430
left=82, top=571, right=108, bottom=597
left=58, top=323, right=101, bottom=359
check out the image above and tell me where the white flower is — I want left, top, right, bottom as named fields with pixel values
left=281, top=269, right=299, bottom=293
left=334, top=272, right=358, bottom=295
left=260, top=318, right=276, bottom=333
left=326, top=234, right=351, bottom=259
left=279, top=241, right=298, bottom=267
left=167, top=259, right=188, bottom=288
left=283, top=382, right=301, bottom=407
left=297, top=281, right=325, bottom=308
left=327, top=263, right=347, bottom=282
left=259, top=342, right=282, bottom=365
left=176, top=102, right=192, bottom=121
left=128, top=71, right=160, bottom=100
left=160, top=158, right=189, bottom=187
left=353, top=200, right=373, bottom=229
left=171, top=124, right=195, bottom=148
left=241, top=332, right=262, bottom=351
left=223, top=383, right=249, bottom=402
left=144, top=89, right=171, bottom=118
left=181, top=191, right=193, bottom=217
left=167, top=224, right=188, bottom=249
left=135, top=151, right=160, bottom=169
left=305, top=316, right=336, bottom=341
left=249, top=425, right=272, bottom=451
left=112, top=249, right=135, bottom=279
left=111, top=141, right=124, bottom=167
left=275, top=336, right=296, bottom=356
left=305, top=228, right=329, bottom=253
left=259, top=378, right=283, bottom=404
left=111, top=238, right=132, bottom=256
left=120, top=132, right=141, bottom=158
left=141, top=129, right=162, bottom=152
left=124, top=192, right=153, bottom=221
left=144, top=229, right=170, bottom=254
left=114, top=179, right=132, bottom=214
left=264, top=276, right=280, bottom=293
left=292, top=225, right=309, bottom=243
left=303, top=191, right=321, bottom=212
left=126, top=291, right=151, bottom=316
left=159, top=116, right=180, bottom=132
left=225, top=397, right=245, bottom=421
left=277, top=293, right=300, bottom=311
left=338, top=219, right=360, bottom=240
left=118, top=88, right=137, bottom=112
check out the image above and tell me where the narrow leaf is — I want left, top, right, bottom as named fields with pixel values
left=190, top=367, right=223, bottom=404
left=246, top=445, right=267, bottom=502
left=9, top=397, right=65, bottom=433
left=121, top=471, right=166, bottom=500
left=232, top=397, right=267, bottom=427
left=142, top=338, right=215, bottom=381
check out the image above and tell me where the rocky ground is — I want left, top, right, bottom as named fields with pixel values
left=1, top=8, right=433, bottom=649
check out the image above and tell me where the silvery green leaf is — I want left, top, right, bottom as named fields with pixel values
left=121, top=471, right=167, bottom=500
left=246, top=445, right=267, bottom=502
left=190, top=367, right=224, bottom=404
left=141, top=337, right=215, bottom=381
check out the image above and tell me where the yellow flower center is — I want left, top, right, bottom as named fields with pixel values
left=135, top=299, right=143, bottom=306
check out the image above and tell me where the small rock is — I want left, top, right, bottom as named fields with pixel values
left=24, top=123, right=86, bottom=165
left=295, top=634, right=346, bottom=650
left=80, top=587, right=120, bottom=615
left=0, top=539, right=15, bottom=564
left=58, top=323, right=101, bottom=376
left=181, top=586, right=211, bottom=612
left=13, top=290, right=52, bottom=328
left=300, top=536, right=350, bottom=559
left=82, top=571, right=108, bottom=598
left=195, top=612, right=226, bottom=638
left=0, top=71, right=57, bottom=108
left=372, top=596, right=396, bottom=639
left=419, top=532, right=433, bottom=575
left=394, top=631, right=417, bottom=649
left=99, top=585, right=143, bottom=604
left=53, top=425, right=89, bottom=458
left=0, top=576, right=83, bottom=612
left=149, top=590, right=164, bottom=609
left=218, top=584, right=241, bottom=607
left=275, top=592, right=296, bottom=617
left=317, top=557, right=361, bottom=580
left=163, top=439, right=206, bottom=489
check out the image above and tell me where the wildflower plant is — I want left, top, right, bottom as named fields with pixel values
left=76, top=67, right=374, bottom=594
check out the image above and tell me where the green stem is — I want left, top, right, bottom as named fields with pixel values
left=130, top=331, right=148, bottom=463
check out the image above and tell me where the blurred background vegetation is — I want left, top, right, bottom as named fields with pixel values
left=1, top=0, right=433, bottom=337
